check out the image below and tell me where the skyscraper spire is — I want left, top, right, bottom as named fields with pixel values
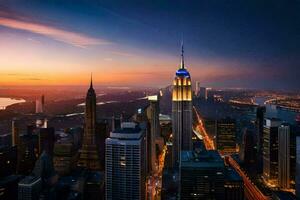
left=90, top=73, right=93, bottom=89
left=180, top=41, right=185, bottom=69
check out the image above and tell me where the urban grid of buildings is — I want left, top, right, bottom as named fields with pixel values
left=0, top=44, right=300, bottom=200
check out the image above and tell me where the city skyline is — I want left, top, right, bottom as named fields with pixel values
left=0, top=1, right=299, bottom=91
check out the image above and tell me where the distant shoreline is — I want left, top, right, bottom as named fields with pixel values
left=0, top=97, right=26, bottom=110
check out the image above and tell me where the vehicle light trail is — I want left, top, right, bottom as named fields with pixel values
left=225, top=156, right=270, bottom=200
left=193, top=106, right=215, bottom=150
left=193, top=105, right=268, bottom=200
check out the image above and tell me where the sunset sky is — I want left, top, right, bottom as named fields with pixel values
left=0, top=0, right=299, bottom=90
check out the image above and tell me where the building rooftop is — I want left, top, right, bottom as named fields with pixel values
left=0, top=175, right=23, bottom=185
left=148, top=95, right=158, bottom=101
left=175, top=68, right=190, bottom=77
left=86, top=171, right=104, bottom=185
left=18, top=176, right=41, bottom=186
left=181, top=150, right=224, bottom=168
left=109, top=122, right=144, bottom=140
left=225, top=167, right=242, bottom=182
left=272, top=191, right=296, bottom=200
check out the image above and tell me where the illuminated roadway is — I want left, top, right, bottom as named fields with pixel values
left=193, top=106, right=215, bottom=150
left=147, top=137, right=168, bottom=200
left=193, top=105, right=269, bottom=200
left=225, top=156, right=269, bottom=200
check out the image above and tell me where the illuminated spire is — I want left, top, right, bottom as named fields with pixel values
left=180, top=41, right=184, bottom=69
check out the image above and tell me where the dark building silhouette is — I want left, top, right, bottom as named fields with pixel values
left=17, top=133, right=37, bottom=175
left=96, top=121, right=109, bottom=170
left=216, top=118, right=236, bottom=154
left=18, top=176, right=42, bottom=200
left=224, top=168, right=244, bottom=200
left=296, top=136, right=300, bottom=199
left=180, top=150, right=225, bottom=200
left=256, top=106, right=266, bottom=173
left=77, top=76, right=102, bottom=170
left=0, top=175, right=23, bottom=200
left=37, top=127, right=55, bottom=156
left=0, top=145, right=17, bottom=177
left=239, top=127, right=257, bottom=166
left=84, top=171, right=105, bottom=200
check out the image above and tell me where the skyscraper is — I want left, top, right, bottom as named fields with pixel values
left=256, top=106, right=266, bottom=173
left=105, top=122, right=146, bottom=200
left=278, top=123, right=297, bottom=191
left=77, top=76, right=101, bottom=170
left=35, top=95, right=44, bottom=114
left=195, top=81, right=200, bottom=96
left=262, top=118, right=281, bottom=186
left=239, top=127, right=256, bottom=166
left=18, top=176, right=42, bottom=200
left=0, top=145, right=17, bottom=177
left=180, top=150, right=225, bottom=200
left=199, top=87, right=207, bottom=100
left=296, top=136, right=300, bottom=199
left=147, top=95, right=160, bottom=173
left=37, top=127, right=55, bottom=156
left=12, top=119, right=20, bottom=147
left=172, top=44, right=192, bottom=167
left=216, top=118, right=236, bottom=154
left=278, top=124, right=290, bottom=190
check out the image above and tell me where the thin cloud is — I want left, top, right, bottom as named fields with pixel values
left=0, top=17, right=110, bottom=48
left=19, top=78, right=43, bottom=81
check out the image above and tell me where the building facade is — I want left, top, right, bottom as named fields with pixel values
left=296, top=136, right=300, bottom=199
left=172, top=44, right=192, bottom=167
left=278, top=124, right=291, bottom=189
left=105, top=122, right=146, bottom=200
left=216, top=118, right=236, bottom=154
left=18, top=176, right=42, bottom=200
left=195, top=81, right=200, bottom=96
left=256, top=106, right=266, bottom=173
left=263, top=118, right=282, bottom=186
left=199, top=87, right=207, bottom=100
left=147, top=95, right=160, bottom=173
left=180, top=150, right=225, bottom=200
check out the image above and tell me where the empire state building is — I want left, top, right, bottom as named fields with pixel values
left=77, top=76, right=101, bottom=170
left=172, top=44, right=193, bottom=167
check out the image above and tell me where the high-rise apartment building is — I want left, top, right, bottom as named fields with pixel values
left=172, top=44, right=192, bottom=167
left=105, top=122, right=146, bottom=200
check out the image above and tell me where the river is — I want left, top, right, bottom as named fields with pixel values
left=254, top=97, right=298, bottom=124
left=0, top=97, right=26, bottom=110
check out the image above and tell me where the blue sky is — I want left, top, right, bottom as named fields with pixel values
left=0, top=0, right=299, bottom=90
